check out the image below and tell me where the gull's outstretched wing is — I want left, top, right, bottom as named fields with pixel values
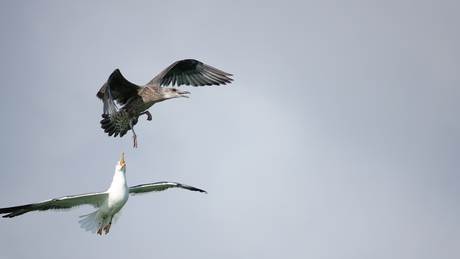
left=129, top=181, right=207, bottom=196
left=97, top=69, right=141, bottom=106
left=0, top=192, right=108, bottom=218
left=148, top=59, right=233, bottom=87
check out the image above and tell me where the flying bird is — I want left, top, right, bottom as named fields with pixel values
left=0, top=153, right=206, bottom=235
left=97, top=59, right=233, bottom=147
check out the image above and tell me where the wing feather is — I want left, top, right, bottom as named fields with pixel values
left=147, top=59, right=233, bottom=87
left=0, top=192, right=108, bottom=218
left=129, top=181, right=207, bottom=196
left=187, top=73, right=200, bottom=86
left=96, top=69, right=141, bottom=106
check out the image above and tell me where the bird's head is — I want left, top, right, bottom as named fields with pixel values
left=162, top=88, right=190, bottom=100
left=116, top=153, right=127, bottom=171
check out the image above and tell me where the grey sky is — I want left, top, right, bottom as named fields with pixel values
left=0, top=1, right=459, bottom=258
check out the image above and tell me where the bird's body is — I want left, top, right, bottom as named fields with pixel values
left=79, top=160, right=130, bottom=234
left=0, top=153, right=206, bottom=235
left=97, top=59, right=233, bottom=147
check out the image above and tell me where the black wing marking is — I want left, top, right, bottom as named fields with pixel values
left=0, top=191, right=108, bottom=218
left=96, top=69, right=141, bottom=106
left=129, top=181, right=207, bottom=196
left=148, top=59, right=233, bottom=87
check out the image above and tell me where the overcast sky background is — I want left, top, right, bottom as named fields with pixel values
left=0, top=1, right=459, bottom=258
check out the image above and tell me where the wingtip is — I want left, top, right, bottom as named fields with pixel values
left=198, top=188, right=208, bottom=194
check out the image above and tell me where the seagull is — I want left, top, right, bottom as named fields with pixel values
left=97, top=59, right=233, bottom=147
left=0, top=153, right=206, bottom=235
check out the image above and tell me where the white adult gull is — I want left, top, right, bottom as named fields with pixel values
left=0, top=153, right=206, bottom=235
left=97, top=59, right=233, bottom=148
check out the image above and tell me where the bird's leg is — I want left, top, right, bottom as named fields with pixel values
left=140, top=110, right=152, bottom=121
left=103, top=215, right=114, bottom=234
left=97, top=216, right=106, bottom=235
left=130, top=119, right=138, bottom=148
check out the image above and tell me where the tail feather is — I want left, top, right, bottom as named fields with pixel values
left=100, top=110, right=137, bottom=138
left=78, top=211, right=102, bottom=234
left=101, top=115, right=120, bottom=137
left=78, top=210, right=122, bottom=235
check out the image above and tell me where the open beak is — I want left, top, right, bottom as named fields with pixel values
left=179, top=91, right=191, bottom=98
left=120, top=153, right=126, bottom=166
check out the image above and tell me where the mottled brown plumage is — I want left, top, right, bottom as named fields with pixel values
left=97, top=59, right=233, bottom=147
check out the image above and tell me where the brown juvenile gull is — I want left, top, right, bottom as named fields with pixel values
left=97, top=59, right=233, bottom=147
left=0, top=153, right=206, bottom=235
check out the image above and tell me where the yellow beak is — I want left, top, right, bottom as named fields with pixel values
left=120, top=153, right=126, bottom=166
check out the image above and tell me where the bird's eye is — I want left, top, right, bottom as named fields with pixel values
left=172, top=89, right=177, bottom=92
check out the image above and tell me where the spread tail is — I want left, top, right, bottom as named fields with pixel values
left=100, top=110, right=137, bottom=138
left=78, top=211, right=105, bottom=234
left=78, top=210, right=122, bottom=235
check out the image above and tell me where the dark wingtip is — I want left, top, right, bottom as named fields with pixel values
left=191, top=187, right=207, bottom=193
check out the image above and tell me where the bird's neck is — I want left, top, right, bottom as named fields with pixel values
left=141, top=86, right=170, bottom=103
left=108, top=170, right=128, bottom=191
